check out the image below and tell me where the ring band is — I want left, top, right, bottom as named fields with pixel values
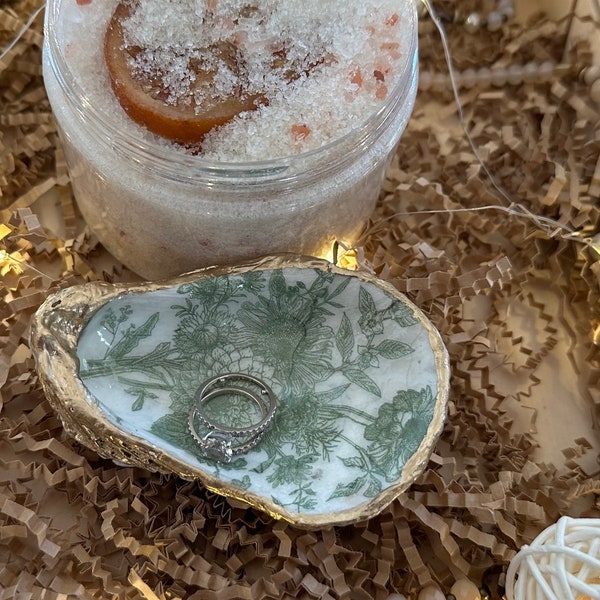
left=196, top=373, right=278, bottom=436
left=196, top=386, right=268, bottom=435
left=188, top=373, right=278, bottom=463
left=197, top=373, right=276, bottom=404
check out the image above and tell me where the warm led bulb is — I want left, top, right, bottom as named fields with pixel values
left=325, top=241, right=360, bottom=270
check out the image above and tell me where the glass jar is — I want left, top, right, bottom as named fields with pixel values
left=42, top=0, right=418, bottom=280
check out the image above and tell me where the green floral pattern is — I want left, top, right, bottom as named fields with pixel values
left=77, top=267, right=441, bottom=515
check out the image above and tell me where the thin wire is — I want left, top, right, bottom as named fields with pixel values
left=0, top=4, right=45, bottom=62
left=371, top=204, right=571, bottom=232
left=362, top=204, right=600, bottom=250
left=1, top=252, right=54, bottom=280
left=420, top=0, right=514, bottom=207
left=416, top=0, right=598, bottom=251
left=0, top=4, right=53, bottom=281
left=1, top=0, right=597, bottom=275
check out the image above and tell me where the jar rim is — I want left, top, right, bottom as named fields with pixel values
left=44, top=0, right=418, bottom=178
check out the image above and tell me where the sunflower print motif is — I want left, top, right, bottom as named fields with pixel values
left=234, top=270, right=338, bottom=395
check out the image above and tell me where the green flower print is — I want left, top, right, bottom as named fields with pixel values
left=234, top=270, right=336, bottom=394
left=177, top=273, right=260, bottom=305
left=267, top=454, right=319, bottom=511
left=267, top=454, right=315, bottom=487
left=270, top=389, right=346, bottom=458
left=76, top=265, right=441, bottom=515
left=171, top=296, right=237, bottom=358
left=364, top=386, right=434, bottom=482
left=202, top=390, right=264, bottom=429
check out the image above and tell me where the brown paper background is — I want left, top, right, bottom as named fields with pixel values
left=1, top=1, right=599, bottom=598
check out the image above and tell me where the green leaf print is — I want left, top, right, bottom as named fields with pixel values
left=268, top=269, right=288, bottom=300
left=335, top=313, right=354, bottom=362
left=358, top=285, right=377, bottom=315
left=327, top=472, right=383, bottom=501
left=390, top=300, right=418, bottom=327
left=265, top=454, right=320, bottom=511
left=363, top=476, right=383, bottom=498
left=125, top=387, right=159, bottom=411
left=340, top=456, right=365, bottom=469
left=328, top=475, right=367, bottom=500
left=372, top=339, right=414, bottom=359
left=364, top=386, right=434, bottom=482
left=106, top=312, right=160, bottom=360
left=231, top=475, right=252, bottom=490
left=341, top=366, right=381, bottom=397
left=357, top=287, right=384, bottom=337
left=80, top=340, right=178, bottom=380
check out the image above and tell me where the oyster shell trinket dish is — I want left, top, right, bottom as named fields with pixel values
left=31, top=255, right=450, bottom=528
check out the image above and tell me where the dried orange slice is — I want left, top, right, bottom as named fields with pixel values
left=104, top=2, right=263, bottom=144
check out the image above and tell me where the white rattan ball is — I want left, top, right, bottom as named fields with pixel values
left=506, top=517, right=600, bottom=600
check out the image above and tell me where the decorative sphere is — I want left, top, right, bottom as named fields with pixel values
left=582, top=66, right=600, bottom=86
left=486, top=11, right=504, bottom=32
left=417, top=585, right=445, bottom=600
left=590, top=79, right=600, bottom=104
left=450, top=579, right=481, bottom=600
left=464, top=12, right=482, bottom=33
left=505, top=517, right=600, bottom=600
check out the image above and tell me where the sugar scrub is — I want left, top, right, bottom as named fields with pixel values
left=43, top=0, right=418, bottom=279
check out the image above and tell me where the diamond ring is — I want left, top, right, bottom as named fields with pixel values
left=188, top=373, right=278, bottom=463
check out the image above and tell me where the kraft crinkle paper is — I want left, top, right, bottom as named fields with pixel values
left=1, top=0, right=599, bottom=598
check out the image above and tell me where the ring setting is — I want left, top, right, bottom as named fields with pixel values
left=188, top=373, right=278, bottom=463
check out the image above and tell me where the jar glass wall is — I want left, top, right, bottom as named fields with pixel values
left=42, top=0, right=418, bottom=279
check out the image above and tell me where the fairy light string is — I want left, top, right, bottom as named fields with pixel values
left=0, top=1, right=599, bottom=274
left=0, top=4, right=44, bottom=62
left=0, top=2, right=598, bottom=599
left=420, top=0, right=513, bottom=207
left=387, top=0, right=600, bottom=256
